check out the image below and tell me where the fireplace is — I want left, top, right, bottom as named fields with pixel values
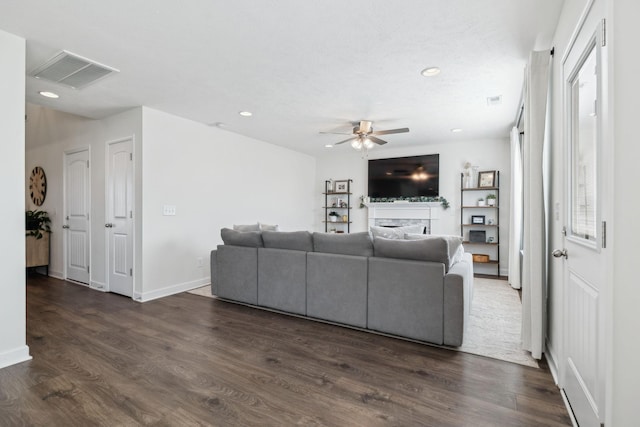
left=366, top=202, right=440, bottom=234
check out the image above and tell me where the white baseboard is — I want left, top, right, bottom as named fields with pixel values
left=90, top=281, right=107, bottom=292
left=546, top=340, right=560, bottom=385
left=134, top=277, right=211, bottom=303
left=48, top=269, right=64, bottom=280
left=0, top=345, right=32, bottom=369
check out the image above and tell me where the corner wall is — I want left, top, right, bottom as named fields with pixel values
left=315, top=138, right=511, bottom=275
left=0, top=30, right=30, bottom=369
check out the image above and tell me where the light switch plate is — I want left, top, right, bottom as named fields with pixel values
left=163, top=205, right=176, bottom=216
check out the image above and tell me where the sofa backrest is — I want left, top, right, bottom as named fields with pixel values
left=312, top=232, right=374, bottom=257
left=221, top=228, right=264, bottom=247
left=262, top=230, right=313, bottom=252
left=373, top=236, right=451, bottom=272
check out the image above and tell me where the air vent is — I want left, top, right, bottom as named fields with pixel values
left=29, top=51, right=119, bottom=90
left=486, top=95, right=502, bottom=106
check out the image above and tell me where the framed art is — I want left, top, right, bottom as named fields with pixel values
left=469, top=230, right=486, bottom=243
left=471, top=215, right=485, bottom=225
left=478, top=170, right=496, bottom=188
left=334, top=180, right=349, bottom=193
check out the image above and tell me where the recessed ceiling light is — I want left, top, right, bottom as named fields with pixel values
left=420, top=67, right=441, bottom=77
left=39, top=91, right=59, bottom=99
left=239, top=111, right=252, bottom=117
left=324, top=144, right=333, bottom=148
left=451, top=128, right=463, bottom=133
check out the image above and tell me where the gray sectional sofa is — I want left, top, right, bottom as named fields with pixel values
left=210, top=229, right=473, bottom=347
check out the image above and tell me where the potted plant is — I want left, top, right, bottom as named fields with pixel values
left=486, top=194, right=497, bottom=206
left=328, top=211, right=339, bottom=222
left=477, top=197, right=486, bottom=207
left=26, top=210, right=51, bottom=239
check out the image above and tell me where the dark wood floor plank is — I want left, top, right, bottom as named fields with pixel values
left=0, top=275, right=571, bottom=426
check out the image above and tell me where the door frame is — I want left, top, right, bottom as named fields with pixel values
left=557, top=0, right=613, bottom=423
left=63, top=146, right=91, bottom=286
left=104, top=136, right=136, bottom=298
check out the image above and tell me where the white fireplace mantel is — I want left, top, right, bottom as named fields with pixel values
left=366, top=202, right=441, bottom=234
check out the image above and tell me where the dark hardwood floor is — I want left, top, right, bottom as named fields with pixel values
left=0, top=275, right=571, bottom=426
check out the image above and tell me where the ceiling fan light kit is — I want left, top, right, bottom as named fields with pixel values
left=325, top=120, right=410, bottom=152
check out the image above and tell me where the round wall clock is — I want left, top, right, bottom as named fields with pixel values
left=29, top=166, right=47, bottom=206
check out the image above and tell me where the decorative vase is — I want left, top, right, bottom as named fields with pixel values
left=471, top=166, right=479, bottom=187
left=487, top=199, right=495, bottom=206
left=330, top=216, right=337, bottom=222
left=478, top=200, right=486, bottom=207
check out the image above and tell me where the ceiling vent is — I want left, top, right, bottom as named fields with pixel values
left=29, top=50, right=119, bottom=90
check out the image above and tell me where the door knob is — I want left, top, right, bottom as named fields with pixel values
left=552, top=249, right=568, bottom=259
left=105, top=223, right=114, bottom=228
left=62, top=225, right=69, bottom=229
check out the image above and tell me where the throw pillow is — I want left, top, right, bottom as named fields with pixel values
left=370, top=224, right=425, bottom=239
left=262, top=231, right=313, bottom=252
left=233, top=223, right=260, bottom=232
left=259, top=222, right=279, bottom=231
left=312, top=232, right=374, bottom=257
left=221, top=228, right=264, bottom=247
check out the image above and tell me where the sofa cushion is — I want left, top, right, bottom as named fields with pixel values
left=373, top=236, right=450, bottom=271
left=404, top=234, right=464, bottom=267
left=262, top=230, right=313, bottom=252
left=370, top=224, right=425, bottom=239
left=313, top=232, right=373, bottom=257
left=259, top=222, right=279, bottom=231
left=221, top=228, right=264, bottom=247
left=233, top=223, right=260, bottom=232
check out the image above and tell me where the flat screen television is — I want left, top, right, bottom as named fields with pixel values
left=368, top=154, right=439, bottom=198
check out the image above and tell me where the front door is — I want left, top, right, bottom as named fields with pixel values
left=558, top=14, right=608, bottom=427
left=64, top=149, right=90, bottom=284
left=106, top=138, right=134, bottom=297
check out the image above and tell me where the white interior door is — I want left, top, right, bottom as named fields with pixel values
left=106, top=138, right=134, bottom=297
left=64, top=149, right=90, bottom=284
left=558, top=17, right=607, bottom=427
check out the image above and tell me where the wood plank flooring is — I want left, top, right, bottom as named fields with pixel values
left=0, top=275, right=571, bottom=426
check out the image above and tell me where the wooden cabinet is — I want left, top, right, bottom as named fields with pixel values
left=460, top=172, right=500, bottom=276
left=26, top=233, right=50, bottom=273
left=323, top=179, right=352, bottom=233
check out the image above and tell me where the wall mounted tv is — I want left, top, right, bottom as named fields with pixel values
left=368, top=154, right=439, bottom=198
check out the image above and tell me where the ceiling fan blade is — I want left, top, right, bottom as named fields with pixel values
left=369, top=136, right=388, bottom=145
left=335, top=137, right=358, bottom=145
left=371, top=127, right=410, bottom=136
left=319, top=131, right=353, bottom=135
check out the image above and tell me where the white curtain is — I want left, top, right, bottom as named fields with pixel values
left=508, top=126, right=522, bottom=290
left=521, top=50, right=551, bottom=360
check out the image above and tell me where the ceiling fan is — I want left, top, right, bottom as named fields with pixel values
left=321, top=120, right=409, bottom=151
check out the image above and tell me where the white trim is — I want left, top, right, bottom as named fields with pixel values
left=133, top=278, right=211, bottom=303
left=561, top=0, right=597, bottom=65
left=546, top=340, right=560, bottom=385
left=48, top=269, right=64, bottom=280
left=561, top=390, right=580, bottom=427
left=90, top=280, right=107, bottom=292
left=0, top=345, right=31, bottom=369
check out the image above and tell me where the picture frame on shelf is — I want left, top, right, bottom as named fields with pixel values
left=334, top=180, right=349, bottom=192
left=469, top=230, right=486, bottom=243
left=471, top=215, right=485, bottom=225
left=478, top=170, right=496, bottom=188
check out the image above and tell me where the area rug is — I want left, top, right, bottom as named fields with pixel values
left=187, top=278, right=538, bottom=368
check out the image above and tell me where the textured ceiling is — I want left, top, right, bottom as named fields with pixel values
left=0, top=0, right=563, bottom=155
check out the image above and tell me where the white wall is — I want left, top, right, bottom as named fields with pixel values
left=0, top=30, right=30, bottom=368
left=611, top=0, right=640, bottom=423
left=25, top=105, right=142, bottom=289
left=138, top=107, right=316, bottom=300
left=315, top=138, right=511, bottom=275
